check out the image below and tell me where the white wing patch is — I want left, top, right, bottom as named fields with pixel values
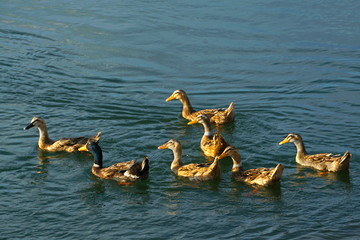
left=124, top=171, right=139, bottom=179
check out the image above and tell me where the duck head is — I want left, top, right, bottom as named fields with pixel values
left=78, top=141, right=103, bottom=168
left=166, top=89, right=187, bottom=102
left=158, top=139, right=181, bottom=151
left=218, top=146, right=243, bottom=170
left=187, top=114, right=210, bottom=125
left=279, top=133, right=302, bottom=145
left=24, top=117, right=46, bottom=130
left=218, top=146, right=239, bottom=159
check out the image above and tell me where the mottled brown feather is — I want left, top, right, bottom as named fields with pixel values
left=45, top=133, right=101, bottom=152
left=299, top=151, right=351, bottom=171
left=232, top=164, right=284, bottom=186
left=177, top=161, right=220, bottom=178
left=177, top=160, right=220, bottom=180
left=201, top=133, right=229, bottom=158
left=92, top=160, right=135, bottom=179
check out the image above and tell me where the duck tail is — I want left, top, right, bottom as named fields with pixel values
left=224, top=102, right=235, bottom=121
left=207, top=157, right=220, bottom=174
left=270, top=163, right=284, bottom=181
left=339, top=151, right=351, bottom=170
left=93, top=132, right=102, bottom=143
left=141, top=156, right=150, bottom=173
left=124, top=156, right=150, bottom=181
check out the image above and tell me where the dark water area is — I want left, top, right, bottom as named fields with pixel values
left=1, top=1, right=360, bottom=239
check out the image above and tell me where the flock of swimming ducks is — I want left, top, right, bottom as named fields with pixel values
left=24, top=89, right=352, bottom=186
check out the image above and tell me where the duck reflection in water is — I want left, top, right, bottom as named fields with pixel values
left=227, top=179, right=282, bottom=199
left=293, top=165, right=350, bottom=184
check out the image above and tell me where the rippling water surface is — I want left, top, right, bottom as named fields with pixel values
left=1, top=1, right=360, bottom=239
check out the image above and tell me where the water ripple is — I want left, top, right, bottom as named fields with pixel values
left=1, top=0, right=360, bottom=239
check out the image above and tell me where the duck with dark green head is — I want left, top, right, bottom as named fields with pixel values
left=78, top=141, right=149, bottom=182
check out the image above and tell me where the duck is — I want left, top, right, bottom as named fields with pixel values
left=188, top=114, right=230, bottom=159
left=78, top=141, right=149, bottom=182
left=24, top=116, right=101, bottom=152
left=166, top=89, right=234, bottom=124
left=158, top=139, right=220, bottom=181
left=218, top=146, right=284, bottom=186
left=279, top=133, right=351, bottom=172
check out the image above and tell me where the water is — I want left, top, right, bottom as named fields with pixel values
left=1, top=0, right=360, bottom=239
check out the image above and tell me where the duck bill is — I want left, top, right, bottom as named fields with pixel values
left=166, top=95, right=175, bottom=102
left=158, top=143, right=168, bottom=149
left=279, top=138, right=289, bottom=145
left=78, top=145, right=88, bottom=151
left=24, top=123, right=35, bottom=130
left=187, top=119, right=198, bottom=125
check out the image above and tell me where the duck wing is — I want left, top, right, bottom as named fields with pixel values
left=123, top=156, right=150, bottom=181
left=111, top=159, right=137, bottom=171
left=304, top=151, right=351, bottom=171
left=98, top=160, right=137, bottom=179
left=210, top=102, right=235, bottom=124
left=234, top=164, right=283, bottom=186
left=212, top=133, right=230, bottom=156
left=177, top=163, right=211, bottom=177
left=52, top=132, right=102, bottom=152
left=49, top=136, right=88, bottom=152
left=304, top=153, right=341, bottom=163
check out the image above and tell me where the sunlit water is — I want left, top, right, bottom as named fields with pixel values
left=1, top=1, right=360, bottom=239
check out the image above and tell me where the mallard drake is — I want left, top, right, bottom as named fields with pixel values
left=218, top=146, right=284, bottom=186
left=78, top=141, right=149, bottom=182
left=279, top=133, right=351, bottom=172
left=158, top=139, right=220, bottom=181
left=166, top=89, right=234, bottom=124
left=24, top=117, right=101, bottom=152
left=188, top=114, right=230, bottom=159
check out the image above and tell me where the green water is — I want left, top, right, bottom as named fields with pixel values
left=1, top=0, right=360, bottom=239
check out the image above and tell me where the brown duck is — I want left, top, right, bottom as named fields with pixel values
left=166, top=89, right=234, bottom=124
left=24, top=116, right=101, bottom=152
left=188, top=114, right=230, bottom=159
left=279, top=133, right=351, bottom=172
left=158, top=139, right=221, bottom=181
left=218, top=146, right=284, bottom=186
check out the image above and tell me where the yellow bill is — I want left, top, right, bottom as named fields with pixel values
left=166, top=95, right=175, bottom=102
left=78, top=145, right=88, bottom=151
left=187, top=119, right=198, bottom=125
left=279, top=138, right=289, bottom=145
left=158, top=143, right=168, bottom=149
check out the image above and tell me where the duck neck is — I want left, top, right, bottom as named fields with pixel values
left=293, top=140, right=307, bottom=158
left=170, top=146, right=184, bottom=174
left=229, top=151, right=243, bottom=172
left=201, top=120, right=213, bottom=138
left=37, top=124, right=54, bottom=148
left=91, top=147, right=103, bottom=169
left=179, top=95, right=195, bottom=117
